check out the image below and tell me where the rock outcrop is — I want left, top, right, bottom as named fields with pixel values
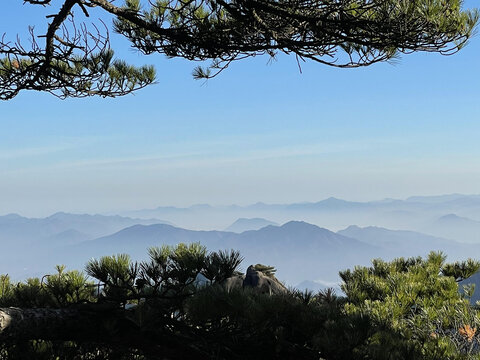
left=223, top=264, right=287, bottom=295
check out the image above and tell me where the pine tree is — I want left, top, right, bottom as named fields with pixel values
left=339, top=252, right=480, bottom=359
left=2, top=248, right=480, bottom=359
left=0, top=0, right=478, bottom=99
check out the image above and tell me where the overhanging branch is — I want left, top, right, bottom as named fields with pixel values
left=0, top=0, right=478, bottom=98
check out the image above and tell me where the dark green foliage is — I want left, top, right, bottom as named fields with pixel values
left=0, top=267, right=96, bottom=308
left=2, top=248, right=480, bottom=360
left=252, top=264, right=277, bottom=277
left=185, top=286, right=325, bottom=359
left=339, top=252, right=480, bottom=360
left=442, top=259, right=480, bottom=282
left=201, top=249, right=244, bottom=283
left=86, top=254, right=138, bottom=304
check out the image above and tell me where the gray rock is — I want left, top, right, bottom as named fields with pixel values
left=222, top=274, right=245, bottom=292
left=222, top=265, right=287, bottom=295
left=243, top=265, right=287, bottom=295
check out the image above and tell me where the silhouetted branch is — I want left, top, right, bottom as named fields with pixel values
left=1, top=0, right=478, bottom=98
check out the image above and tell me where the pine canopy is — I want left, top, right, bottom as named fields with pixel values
left=2, top=247, right=480, bottom=359
left=0, top=0, right=478, bottom=99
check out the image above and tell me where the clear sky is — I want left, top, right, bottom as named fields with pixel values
left=1, top=1, right=479, bottom=217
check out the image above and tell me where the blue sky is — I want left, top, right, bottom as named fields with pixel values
left=0, top=1, right=479, bottom=216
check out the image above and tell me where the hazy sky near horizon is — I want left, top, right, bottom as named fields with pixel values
left=1, top=1, right=479, bottom=217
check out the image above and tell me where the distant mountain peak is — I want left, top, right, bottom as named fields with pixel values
left=225, top=217, right=278, bottom=233
left=278, top=221, right=332, bottom=234
left=1, top=213, right=23, bottom=219
left=439, top=213, right=463, bottom=220
left=343, top=225, right=362, bottom=231
left=47, top=211, right=71, bottom=219
left=436, top=213, right=478, bottom=224
left=281, top=220, right=313, bottom=227
left=320, top=197, right=345, bottom=203
left=310, top=197, right=366, bottom=209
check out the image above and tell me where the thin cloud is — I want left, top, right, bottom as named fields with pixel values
left=0, top=135, right=107, bottom=161
left=0, top=144, right=71, bottom=160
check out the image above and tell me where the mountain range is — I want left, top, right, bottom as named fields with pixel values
left=0, top=212, right=170, bottom=243
left=64, top=221, right=375, bottom=285
left=118, top=194, right=480, bottom=239
left=3, top=194, right=480, bottom=287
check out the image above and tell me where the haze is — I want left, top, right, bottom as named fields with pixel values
left=1, top=0, right=480, bottom=217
